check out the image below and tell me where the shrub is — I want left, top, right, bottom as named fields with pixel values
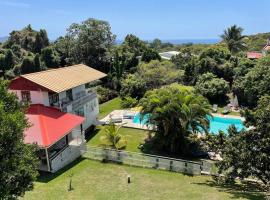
left=96, top=86, right=118, bottom=103
left=121, top=96, right=138, bottom=108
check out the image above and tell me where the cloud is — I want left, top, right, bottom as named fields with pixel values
left=0, top=1, right=30, bottom=8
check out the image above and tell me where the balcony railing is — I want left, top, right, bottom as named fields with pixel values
left=60, top=91, right=97, bottom=111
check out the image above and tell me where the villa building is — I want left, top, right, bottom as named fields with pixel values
left=9, top=64, right=106, bottom=172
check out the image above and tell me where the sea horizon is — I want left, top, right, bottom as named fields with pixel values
left=116, top=38, right=220, bottom=45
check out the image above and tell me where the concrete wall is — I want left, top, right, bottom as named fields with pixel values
left=50, top=145, right=82, bottom=173
left=82, top=97, right=99, bottom=130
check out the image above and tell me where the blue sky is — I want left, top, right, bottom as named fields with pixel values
left=0, top=0, right=269, bottom=40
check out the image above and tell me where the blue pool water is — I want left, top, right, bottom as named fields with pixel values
left=133, top=113, right=245, bottom=134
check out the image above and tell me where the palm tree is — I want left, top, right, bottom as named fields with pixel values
left=139, top=85, right=211, bottom=154
left=100, top=120, right=127, bottom=150
left=221, top=25, right=246, bottom=54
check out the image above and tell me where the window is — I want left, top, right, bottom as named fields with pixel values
left=66, top=89, right=73, bottom=101
left=49, top=93, right=59, bottom=105
left=21, top=91, right=31, bottom=102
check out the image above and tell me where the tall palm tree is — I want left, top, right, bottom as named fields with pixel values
left=139, top=85, right=211, bottom=154
left=221, top=25, right=246, bottom=54
left=100, top=120, right=127, bottom=150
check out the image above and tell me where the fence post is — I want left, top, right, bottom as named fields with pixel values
left=155, top=158, right=159, bottom=169
left=170, top=160, right=173, bottom=171
left=185, top=162, right=188, bottom=173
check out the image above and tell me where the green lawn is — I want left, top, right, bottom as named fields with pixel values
left=216, top=106, right=241, bottom=116
left=99, top=97, right=122, bottom=119
left=23, top=158, right=265, bottom=200
left=87, top=126, right=148, bottom=153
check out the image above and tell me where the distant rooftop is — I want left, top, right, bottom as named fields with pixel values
left=159, top=51, right=180, bottom=60
left=14, top=64, right=106, bottom=93
left=247, top=52, right=263, bottom=59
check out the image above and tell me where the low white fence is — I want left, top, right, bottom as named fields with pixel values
left=83, top=146, right=213, bottom=175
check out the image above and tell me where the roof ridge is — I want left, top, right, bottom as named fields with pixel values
left=21, top=63, right=85, bottom=77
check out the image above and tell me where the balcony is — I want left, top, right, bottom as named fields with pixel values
left=60, top=90, right=97, bottom=112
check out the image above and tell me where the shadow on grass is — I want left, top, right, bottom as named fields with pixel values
left=85, top=126, right=100, bottom=142
left=193, top=179, right=266, bottom=200
left=37, top=157, right=86, bottom=183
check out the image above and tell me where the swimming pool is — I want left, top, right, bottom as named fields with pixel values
left=132, top=113, right=245, bottom=134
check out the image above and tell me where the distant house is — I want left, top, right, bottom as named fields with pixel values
left=159, top=51, right=179, bottom=60
left=263, top=39, right=270, bottom=51
left=9, top=64, right=106, bottom=172
left=247, top=39, right=270, bottom=59
left=247, top=52, right=263, bottom=59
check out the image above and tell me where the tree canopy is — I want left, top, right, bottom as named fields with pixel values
left=139, top=84, right=211, bottom=155
left=0, top=80, right=38, bottom=199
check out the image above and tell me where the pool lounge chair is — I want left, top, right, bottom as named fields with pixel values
left=123, top=111, right=135, bottom=119
left=222, top=106, right=230, bottom=114
left=212, top=104, right=218, bottom=113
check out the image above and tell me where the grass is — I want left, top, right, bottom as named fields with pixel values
left=216, top=106, right=241, bottom=116
left=87, top=126, right=148, bottom=153
left=98, top=97, right=122, bottom=119
left=23, top=158, right=265, bottom=200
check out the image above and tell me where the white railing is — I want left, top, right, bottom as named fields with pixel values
left=83, top=146, right=213, bottom=175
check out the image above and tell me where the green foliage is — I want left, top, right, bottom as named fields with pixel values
left=221, top=25, right=247, bottom=54
left=233, top=64, right=270, bottom=107
left=20, top=54, right=43, bottom=74
left=121, top=96, right=138, bottom=108
left=141, top=48, right=161, bottom=63
left=66, top=18, right=116, bottom=72
left=139, top=84, right=211, bottom=155
left=120, top=74, right=147, bottom=99
left=195, top=73, right=230, bottom=103
left=100, top=121, right=127, bottom=150
left=0, top=80, right=39, bottom=199
left=4, top=49, right=14, bottom=70
left=137, top=60, right=184, bottom=89
left=244, top=32, right=270, bottom=51
left=122, top=34, right=147, bottom=56
left=96, top=86, right=118, bottom=104
left=41, top=46, right=60, bottom=68
left=217, top=95, right=270, bottom=186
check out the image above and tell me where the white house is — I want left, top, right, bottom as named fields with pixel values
left=9, top=64, right=106, bottom=172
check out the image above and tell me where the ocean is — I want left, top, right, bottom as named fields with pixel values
left=115, top=38, right=220, bottom=45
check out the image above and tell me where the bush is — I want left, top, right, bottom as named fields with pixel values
left=96, top=86, right=118, bottom=103
left=195, top=73, right=229, bottom=103
left=121, top=96, right=138, bottom=108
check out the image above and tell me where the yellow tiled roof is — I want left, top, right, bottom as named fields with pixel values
left=21, top=64, right=106, bottom=93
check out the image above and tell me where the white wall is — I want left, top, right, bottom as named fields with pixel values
left=30, top=91, right=49, bottom=105
left=82, top=97, right=99, bottom=130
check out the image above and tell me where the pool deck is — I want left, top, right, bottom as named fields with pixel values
left=99, top=110, right=246, bottom=131
left=211, top=113, right=245, bottom=121
left=99, top=110, right=154, bottom=130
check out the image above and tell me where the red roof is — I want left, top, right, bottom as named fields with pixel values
left=25, top=104, right=85, bottom=148
left=247, top=52, right=263, bottom=59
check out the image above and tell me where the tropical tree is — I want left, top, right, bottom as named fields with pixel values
left=216, top=95, right=270, bottom=187
left=139, top=85, right=211, bottom=155
left=221, top=25, right=246, bottom=54
left=0, top=80, right=39, bottom=199
left=66, top=18, right=116, bottom=72
left=195, top=73, right=230, bottom=103
left=141, top=48, right=161, bottom=63
left=100, top=121, right=127, bottom=150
